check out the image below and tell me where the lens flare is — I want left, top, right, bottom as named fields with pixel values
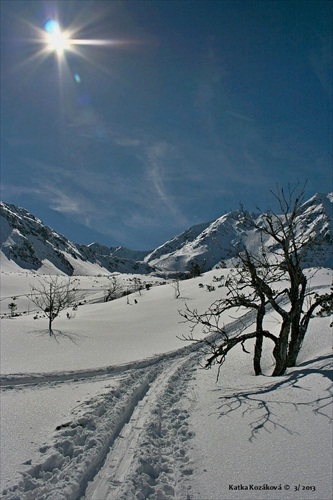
left=44, top=20, right=71, bottom=56
left=23, top=11, right=139, bottom=79
left=44, top=20, right=60, bottom=34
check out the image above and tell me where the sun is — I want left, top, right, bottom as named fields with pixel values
left=44, top=20, right=71, bottom=57
left=20, top=12, right=137, bottom=80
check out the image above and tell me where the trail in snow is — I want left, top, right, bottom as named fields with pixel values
left=0, top=346, right=194, bottom=389
left=0, top=307, right=257, bottom=390
left=0, top=309, right=260, bottom=498
left=2, top=273, right=330, bottom=499
left=84, top=354, right=197, bottom=500
left=1, top=351, right=199, bottom=500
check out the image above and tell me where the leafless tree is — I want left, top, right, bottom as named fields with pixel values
left=171, top=277, right=181, bottom=299
left=180, top=183, right=332, bottom=377
left=133, top=277, right=142, bottom=295
left=8, top=302, right=17, bottom=317
left=104, top=276, right=123, bottom=302
left=29, top=276, right=83, bottom=335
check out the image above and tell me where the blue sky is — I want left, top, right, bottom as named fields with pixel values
left=1, top=0, right=332, bottom=250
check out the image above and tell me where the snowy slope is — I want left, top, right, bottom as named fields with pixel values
left=145, top=193, right=333, bottom=273
left=0, top=202, right=155, bottom=276
left=0, top=267, right=332, bottom=499
left=145, top=211, right=256, bottom=273
left=87, top=243, right=151, bottom=263
left=293, top=193, right=333, bottom=267
left=2, top=193, right=332, bottom=277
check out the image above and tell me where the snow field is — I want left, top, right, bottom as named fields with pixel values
left=0, top=271, right=227, bottom=375
left=1, top=267, right=332, bottom=499
left=189, top=342, right=332, bottom=500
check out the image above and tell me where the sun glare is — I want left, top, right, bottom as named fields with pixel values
left=44, top=20, right=71, bottom=56
left=23, top=12, right=137, bottom=79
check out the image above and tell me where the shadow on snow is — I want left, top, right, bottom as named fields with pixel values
left=29, top=329, right=81, bottom=345
left=215, top=353, right=332, bottom=441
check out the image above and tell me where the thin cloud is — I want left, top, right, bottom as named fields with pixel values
left=37, top=183, right=100, bottom=228
left=14, top=151, right=189, bottom=246
left=144, top=141, right=189, bottom=227
left=113, top=136, right=142, bottom=147
left=225, top=110, right=255, bottom=123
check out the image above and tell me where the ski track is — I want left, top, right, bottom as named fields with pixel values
left=0, top=308, right=256, bottom=390
left=83, top=355, right=197, bottom=500
left=2, top=295, right=312, bottom=500
left=2, top=281, right=324, bottom=390
left=0, top=348, right=193, bottom=389
left=1, top=351, right=199, bottom=500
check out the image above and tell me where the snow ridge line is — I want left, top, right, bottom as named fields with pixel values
left=1, top=362, right=167, bottom=500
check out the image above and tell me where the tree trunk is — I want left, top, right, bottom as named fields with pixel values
left=48, top=315, right=53, bottom=336
left=286, top=272, right=307, bottom=367
left=287, top=317, right=310, bottom=367
left=287, top=337, right=301, bottom=367
left=253, top=333, right=263, bottom=375
left=272, top=340, right=287, bottom=376
left=287, top=296, right=324, bottom=368
left=253, top=300, right=265, bottom=376
left=272, top=319, right=290, bottom=376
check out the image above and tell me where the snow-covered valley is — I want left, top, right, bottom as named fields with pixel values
left=0, top=261, right=332, bottom=499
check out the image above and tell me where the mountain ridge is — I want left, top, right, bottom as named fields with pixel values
left=1, top=193, right=332, bottom=276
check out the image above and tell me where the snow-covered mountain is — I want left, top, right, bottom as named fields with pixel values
left=145, top=193, right=333, bottom=273
left=144, top=211, right=251, bottom=273
left=1, top=193, right=332, bottom=276
left=88, top=243, right=150, bottom=262
left=0, top=202, right=154, bottom=276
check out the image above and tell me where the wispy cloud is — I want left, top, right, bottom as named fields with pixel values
left=144, top=141, right=190, bottom=227
left=7, top=143, right=190, bottom=246
left=43, top=186, right=90, bottom=217
left=225, top=110, right=255, bottom=123
left=30, top=181, right=101, bottom=230
left=146, top=142, right=169, bottom=202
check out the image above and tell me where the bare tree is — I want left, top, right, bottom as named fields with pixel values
left=133, top=277, right=142, bottom=295
left=104, top=276, right=123, bottom=302
left=29, top=276, right=82, bottom=335
left=8, top=302, right=17, bottom=317
left=180, top=184, right=332, bottom=377
left=171, top=276, right=181, bottom=299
